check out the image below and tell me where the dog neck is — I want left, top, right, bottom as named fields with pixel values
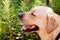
left=36, top=28, right=53, bottom=40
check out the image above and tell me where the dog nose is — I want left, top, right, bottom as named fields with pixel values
left=18, top=13, right=24, bottom=18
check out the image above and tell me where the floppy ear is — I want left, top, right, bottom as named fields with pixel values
left=46, top=15, right=58, bottom=34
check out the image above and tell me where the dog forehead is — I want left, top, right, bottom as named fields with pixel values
left=30, top=6, right=54, bottom=17
left=31, top=6, right=53, bottom=11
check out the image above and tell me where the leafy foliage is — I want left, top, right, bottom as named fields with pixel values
left=0, top=0, right=60, bottom=40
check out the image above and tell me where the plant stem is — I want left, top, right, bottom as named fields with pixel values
left=10, top=25, right=13, bottom=40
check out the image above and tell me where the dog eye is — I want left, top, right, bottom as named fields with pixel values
left=31, top=13, right=36, bottom=17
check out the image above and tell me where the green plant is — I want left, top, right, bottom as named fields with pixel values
left=3, top=0, right=15, bottom=40
left=0, top=0, right=60, bottom=40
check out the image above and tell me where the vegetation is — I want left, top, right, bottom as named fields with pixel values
left=0, top=0, right=60, bottom=40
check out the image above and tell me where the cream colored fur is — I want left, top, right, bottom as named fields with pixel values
left=20, top=6, right=60, bottom=40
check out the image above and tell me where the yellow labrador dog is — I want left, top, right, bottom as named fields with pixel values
left=18, top=6, right=60, bottom=40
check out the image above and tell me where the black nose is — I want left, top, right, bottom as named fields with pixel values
left=18, top=13, right=24, bottom=18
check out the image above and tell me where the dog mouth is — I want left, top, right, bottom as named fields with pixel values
left=22, top=25, right=39, bottom=32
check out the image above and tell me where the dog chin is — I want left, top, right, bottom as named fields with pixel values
left=22, top=25, right=39, bottom=32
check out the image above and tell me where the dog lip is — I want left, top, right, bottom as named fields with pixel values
left=22, top=25, right=39, bottom=32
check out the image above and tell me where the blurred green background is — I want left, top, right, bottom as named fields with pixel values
left=0, top=0, right=60, bottom=40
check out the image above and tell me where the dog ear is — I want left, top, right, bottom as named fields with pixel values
left=46, top=15, right=58, bottom=34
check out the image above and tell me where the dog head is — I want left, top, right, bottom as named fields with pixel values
left=18, top=6, right=58, bottom=34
